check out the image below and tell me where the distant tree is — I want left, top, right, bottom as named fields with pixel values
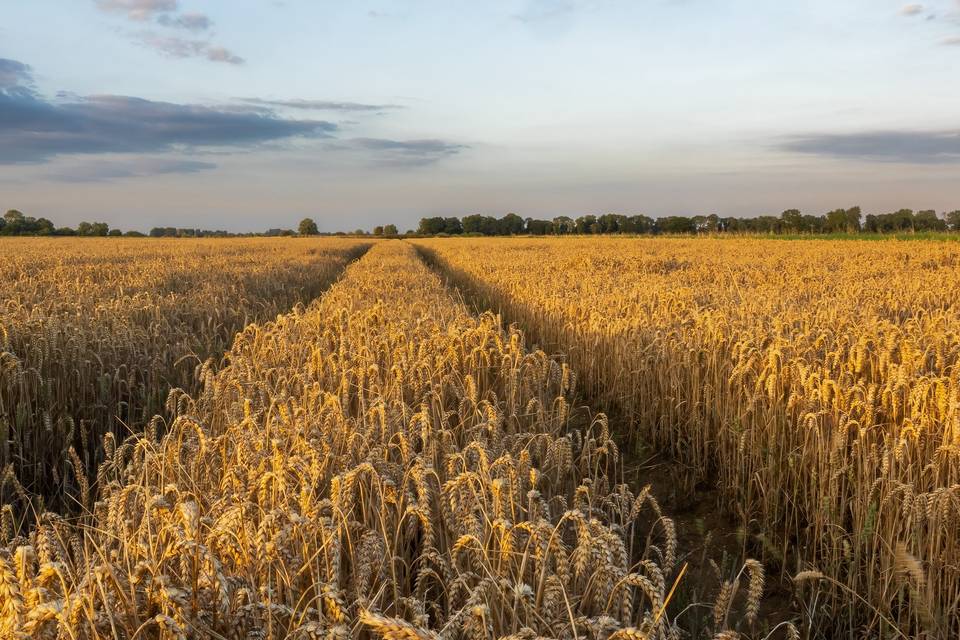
left=845, top=206, right=862, bottom=232
left=946, top=211, right=960, bottom=231
left=780, top=209, right=803, bottom=232
left=656, top=216, right=695, bottom=234
left=525, top=218, right=553, bottom=235
left=124, top=230, right=146, bottom=237
left=91, top=222, right=109, bottom=236
left=299, top=218, right=319, bottom=236
left=462, top=214, right=498, bottom=235
left=552, top=216, right=575, bottom=234
left=418, top=217, right=447, bottom=235
left=443, top=217, right=463, bottom=234
left=384, top=224, right=398, bottom=235
left=373, top=225, right=384, bottom=236
left=914, top=209, right=946, bottom=232
left=574, top=215, right=597, bottom=234
left=76, top=221, right=94, bottom=236
left=892, top=209, right=915, bottom=232
left=597, top=214, right=624, bottom=234
left=108, top=228, right=122, bottom=237
left=825, top=208, right=848, bottom=233
left=2, top=210, right=25, bottom=235
left=498, top=213, right=525, bottom=235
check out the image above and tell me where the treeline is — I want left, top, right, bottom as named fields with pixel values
left=7, top=207, right=960, bottom=239
left=418, top=208, right=960, bottom=236
left=0, top=210, right=138, bottom=236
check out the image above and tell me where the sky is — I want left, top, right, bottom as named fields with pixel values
left=1, top=0, right=959, bottom=232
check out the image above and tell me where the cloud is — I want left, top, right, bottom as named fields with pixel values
left=48, top=157, right=217, bottom=182
left=350, top=138, right=469, bottom=166
left=899, top=3, right=925, bottom=15
left=781, top=130, right=960, bottom=163
left=205, top=46, right=245, bottom=65
left=134, top=32, right=244, bottom=64
left=0, top=67, right=337, bottom=164
left=943, top=35, right=960, bottom=44
left=242, top=98, right=404, bottom=113
left=0, top=58, right=33, bottom=89
left=156, top=11, right=211, bottom=31
left=96, top=2, right=236, bottom=62
left=95, top=0, right=178, bottom=21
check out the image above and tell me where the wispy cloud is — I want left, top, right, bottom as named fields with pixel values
left=899, top=3, right=925, bottom=16
left=350, top=138, right=469, bottom=166
left=943, top=35, right=960, bottom=44
left=133, top=32, right=244, bottom=64
left=781, top=130, right=960, bottom=163
left=242, top=98, right=404, bottom=113
left=95, top=1, right=232, bottom=62
left=156, top=11, right=211, bottom=31
left=95, top=0, right=177, bottom=21
left=48, top=157, right=217, bottom=182
left=0, top=61, right=336, bottom=164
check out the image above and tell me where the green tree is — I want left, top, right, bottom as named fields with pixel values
left=780, top=209, right=803, bottom=232
left=383, top=224, right=398, bottom=235
left=844, top=206, right=862, bottom=232
left=946, top=211, right=960, bottom=231
left=298, top=218, right=319, bottom=235
left=443, top=217, right=463, bottom=234
left=574, top=215, right=597, bottom=234
left=418, top=217, right=446, bottom=235
left=373, top=225, right=384, bottom=236
left=825, top=208, right=848, bottom=232
left=552, top=216, right=575, bottom=234
left=498, top=213, right=525, bottom=235
left=914, top=210, right=946, bottom=232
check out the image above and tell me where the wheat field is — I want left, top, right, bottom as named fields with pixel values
left=416, top=237, right=960, bottom=638
left=0, top=238, right=368, bottom=515
left=3, top=235, right=955, bottom=639
left=0, top=240, right=769, bottom=640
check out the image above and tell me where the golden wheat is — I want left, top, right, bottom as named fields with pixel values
left=416, top=236, right=960, bottom=638
left=0, top=241, right=760, bottom=639
left=0, top=237, right=368, bottom=518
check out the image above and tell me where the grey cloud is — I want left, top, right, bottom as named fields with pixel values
left=49, top=157, right=217, bottom=182
left=781, top=130, right=960, bottom=164
left=899, top=3, right=924, bottom=15
left=0, top=59, right=33, bottom=89
left=134, top=32, right=244, bottom=64
left=157, top=11, right=212, bottom=31
left=0, top=71, right=337, bottom=163
left=205, top=47, right=245, bottom=65
left=97, top=2, right=237, bottom=62
left=350, top=138, right=469, bottom=166
left=943, top=35, right=960, bottom=44
left=95, top=0, right=178, bottom=21
left=242, top=98, right=404, bottom=113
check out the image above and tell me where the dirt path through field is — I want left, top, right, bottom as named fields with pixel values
left=412, top=240, right=801, bottom=637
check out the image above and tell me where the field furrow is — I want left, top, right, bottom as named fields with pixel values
left=415, top=237, right=960, bottom=639
left=0, top=238, right=370, bottom=513
left=2, top=241, right=745, bottom=639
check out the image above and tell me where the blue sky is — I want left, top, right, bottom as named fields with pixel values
left=1, top=0, right=959, bottom=232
